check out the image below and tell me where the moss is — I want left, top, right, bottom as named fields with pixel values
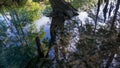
left=0, top=0, right=28, bottom=9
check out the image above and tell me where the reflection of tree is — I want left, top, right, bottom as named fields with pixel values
left=0, top=2, right=46, bottom=68
left=48, top=0, right=78, bottom=65
left=0, top=0, right=120, bottom=68
left=68, top=0, right=120, bottom=67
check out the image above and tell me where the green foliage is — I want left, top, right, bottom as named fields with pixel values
left=33, top=0, right=42, bottom=2
left=0, top=21, right=7, bottom=37
left=0, top=0, right=119, bottom=68
left=0, top=20, right=7, bottom=47
left=0, top=0, right=28, bottom=9
left=10, top=1, right=45, bottom=22
left=0, top=1, right=47, bottom=68
left=71, top=0, right=97, bottom=9
left=0, top=45, right=37, bottom=68
left=42, top=5, right=52, bottom=15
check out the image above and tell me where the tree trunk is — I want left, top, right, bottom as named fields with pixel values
left=48, top=0, right=78, bottom=66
